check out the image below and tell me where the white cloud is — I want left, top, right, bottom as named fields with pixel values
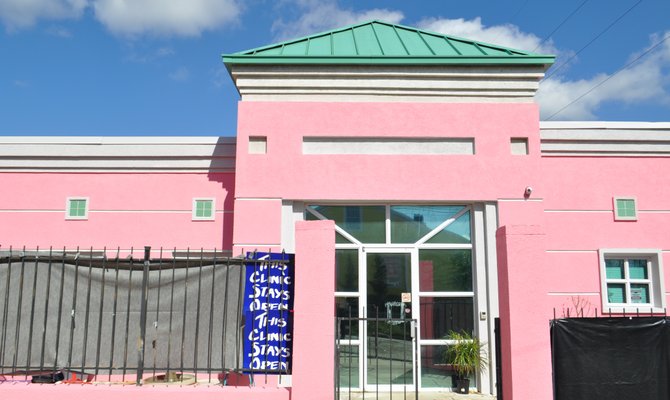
left=0, top=0, right=87, bottom=31
left=538, top=32, right=670, bottom=120
left=272, top=0, right=403, bottom=41
left=416, top=18, right=670, bottom=120
left=417, top=17, right=558, bottom=55
left=46, top=25, right=73, bottom=38
left=91, top=0, right=241, bottom=37
left=169, top=66, right=190, bottom=82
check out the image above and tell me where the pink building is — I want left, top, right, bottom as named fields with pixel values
left=1, top=21, right=670, bottom=400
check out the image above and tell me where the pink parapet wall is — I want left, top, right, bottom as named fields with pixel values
left=235, top=101, right=542, bottom=202
left=0, top=172, right=235, bottom=251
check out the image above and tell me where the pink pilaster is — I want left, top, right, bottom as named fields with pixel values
left=497, top=224, right=550, bottom=400
left=292, top=220, right=335, bottom=400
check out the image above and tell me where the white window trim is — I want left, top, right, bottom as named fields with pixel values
left=613, top=197, right=637, bottom=221
left=65, top=197, right=89, bottom=220
left=192, top=198, right=216, bottom=221
left=599, top=249, right=665, bottom=313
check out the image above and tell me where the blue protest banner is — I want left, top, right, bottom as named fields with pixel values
left=242, top=252, right=294, bottom=374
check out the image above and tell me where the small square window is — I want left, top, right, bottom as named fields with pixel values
left=599, top=249, right=665, bottom=313
left=192, top=198, right=215, bottom=221
left=66, top=198, right=88, bottom=220
left=510, top=138, right=529, bottom=155
left=613, top=197, right=637, bottom=221
left=249, top=136, right=267, bottom=154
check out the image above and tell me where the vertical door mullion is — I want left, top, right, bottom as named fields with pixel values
left=411, top=248, right=420, bottom=390
left=385, top=206, right=391, bottom=244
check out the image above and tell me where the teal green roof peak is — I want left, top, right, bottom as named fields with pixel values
left=222, top=20, right=555, bottom=67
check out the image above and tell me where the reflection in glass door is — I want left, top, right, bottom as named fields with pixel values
left=365, top=252, right=414, bottom=388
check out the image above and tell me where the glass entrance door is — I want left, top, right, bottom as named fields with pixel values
left=365, top=251, right=415, bottom=389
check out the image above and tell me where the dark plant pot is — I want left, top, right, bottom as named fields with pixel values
left=456, top=378, right=470, bottom=394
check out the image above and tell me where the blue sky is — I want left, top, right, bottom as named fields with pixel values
left=1, top=0, right=669, bottom=136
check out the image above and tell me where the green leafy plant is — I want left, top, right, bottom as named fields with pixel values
left=445, top=330, right=488, bottom=379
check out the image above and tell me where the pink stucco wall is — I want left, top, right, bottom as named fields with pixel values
left=234, top=101, right=541, bottom=202
left=494, top=154, right=670, bottom=400
left=0, top=173, right=235, bottom=252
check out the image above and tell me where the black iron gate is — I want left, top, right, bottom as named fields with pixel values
left=335, top=314, right=418, bottom=400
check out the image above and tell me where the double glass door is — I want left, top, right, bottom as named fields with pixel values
left=309, top=204, right=477, bottom=391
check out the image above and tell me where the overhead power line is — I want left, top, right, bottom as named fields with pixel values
left=533, top=0, right=590, bottom=53
left=546, top=32, right=670, bottom=120
left=544, top=0, right=643, bottom=81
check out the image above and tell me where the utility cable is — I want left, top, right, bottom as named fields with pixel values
left=533, top=0, right=590, bottom=52
left=545, top=32, right=670, bottom=120
left=509, top=0, right=530, bottom=23
left=544, top=0, right=643, bottom=80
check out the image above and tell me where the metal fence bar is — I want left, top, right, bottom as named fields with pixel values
left=207, top=250, right=217, bottom=383
left=93, top=247, right=107, bottom=379
left=193, top=249, right=204, bottom=383
left=179, top=250, right=189, bottom=383
left=0, top=246, right=12, bottom=369
left=38, top=248, right=54, bottom=375
left=12, top=247, right=27, bottom=376
left=121, top=249, right=134, bottom=381
left=24, top=248, right=40, bottom=379
left=81, top=250, right=94, bottom=378
left=136, top=246, right=151, bottom=385
left=108, top=250, right=121, bottom=382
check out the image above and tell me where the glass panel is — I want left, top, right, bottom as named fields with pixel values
left=616, top=199, right=636, bottom=217
left=605, top=259, right=624, bottom=279
left=367, top=253, right=412, bottom=317
left=195, top=200, right=212, bottom=217
left=425, top=210, right=471, bottom=244
left=628, top=259, right=648, bottom=279
left=336, top=249, right=358, bottom=292
left=309, top=206, right=385, bottom=243
left=337, top=345, right=360, bottom=389
left=421, top=345, right=454, bottom=388
left=366, top=319, right=414, bottom=385
left=69, top=199, right=86, bottom=217
left=607, top=284, right=626, bottom=303
left=390, top=205, right=464, bottom=243
left=419, top=297, right=474, bottom=339
left=336, top=232, right=353, bottom=244
left=366, top=252, right=413, bottom=386
left=630, top=284, right=650, bottom=303
left=336, top=297, right=359, bottom=340
left=419, top=249, right=472, bottom=292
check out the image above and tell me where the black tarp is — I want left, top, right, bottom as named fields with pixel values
left=0, top=255, right=245, bottom=375
left=551, top=317, right=670, bottom=400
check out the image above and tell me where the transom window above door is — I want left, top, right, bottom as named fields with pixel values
left=306, top=205, right=471, bottom=245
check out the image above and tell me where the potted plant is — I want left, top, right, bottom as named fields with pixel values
left=445, top=330, right=487, bottom=394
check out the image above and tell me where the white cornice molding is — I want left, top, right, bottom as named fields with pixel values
left=230, top=64, right=547, bottom=103
left=0, top=136, right=237, bottom=172
left=540, top=121, right=670, bottom=157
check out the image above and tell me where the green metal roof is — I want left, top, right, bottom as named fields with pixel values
left=222, top=20, right=555, bottom=67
